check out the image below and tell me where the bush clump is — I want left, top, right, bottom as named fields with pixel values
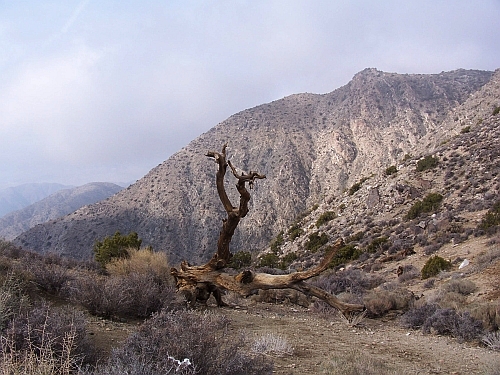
left=385, top=165, right=397, bottom=176
left=316, top=211, right=336, bottom=228
left=228, top=251, right=252, bottom=269
left=422, top=308, right=483, bottom=342
left=402, top=303, right=438, bottom=329
left=406, top=193, right=443, bottom=220
left=1, top=303, right=96, bottom=371
left=416, top=155, right=439, bottom=172
left=96, top=309, right=273, bottom=375
left=257, top=253, right=280, bottom=268
left=363, top=287, right=414, bottom=317
left=279, top=252, right=298, bottom=270
left=270, top=232, right=284, bottom=254
left=329, top=244, right=362, bottom=268
left=421, top=255, right=452, bottom=279
left=93, top=231, right=142, bottom=267
left=287, top=224, right=304, bottom=241
left=67, top=272, right=177, bottom=319
left=348, top=177, right=369, bottom=195
left=365, top=236, right=389, bottom=253
left=479, top=200, right=500, bottom=234
left=305, top=232, right=329, bottom=252
left=442, top=279, right=477, bottom=295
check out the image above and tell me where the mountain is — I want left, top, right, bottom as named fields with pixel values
left=13, top=68, right=498, bottom=264
left=0, top=183, right=123, bottom=240
left=0, top=183, right=72, bottom=217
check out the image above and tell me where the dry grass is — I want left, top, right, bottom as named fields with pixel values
left=251, top=333, right=293, bottom=357
left=0, top=328, right=78, bottom=375
left=320, top=349, right=397, bottom=374
left=105, top=247, right=171, bottom=282
left=482, top=331, right=500, bottom=351
left=337, top=309, right=368, bottom=327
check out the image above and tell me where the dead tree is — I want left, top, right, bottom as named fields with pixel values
left=170, top=144, right=364, bottom=315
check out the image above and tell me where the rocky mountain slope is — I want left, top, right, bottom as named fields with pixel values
left=13, top=68, right=497, bottom=264
left=0, top=183, right=72, bottom=217
left=0, top=183, right=123, bottom=240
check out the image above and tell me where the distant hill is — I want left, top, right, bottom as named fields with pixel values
left=0, top=183, right=72, bottom=217
left=0, top=183, right=123, bottom=240
left=13, top=68, right=498, bottom=264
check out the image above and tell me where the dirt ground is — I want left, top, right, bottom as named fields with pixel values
left=86, top=237, right=500, bottom=374
left=87, top=301, right=499, bottom=375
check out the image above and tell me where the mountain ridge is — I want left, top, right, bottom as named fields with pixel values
left=0, top=183, right=73, bottom=218
left=13, top=68, right=497, bottom=264
left=0, top=182, right=123, bottom=240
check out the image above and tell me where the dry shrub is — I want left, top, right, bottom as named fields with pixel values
left=106, top=247, right=171, bottom=283
left=0, top=273, right=30, bottom=330
left=312, top=268, right=383, bottom=297
left=475, top=247, right=500, bottom=270
left=482, top=331, right=500, bottom=351
left=470, top=302, right=500, bottom=331
left=66, top=248, right=178, bottom=319
left=26, top=261, right=72, bottom=295
left=1, top=303, right=96, bottom=372
left=422, top=308, right=483, bottom=342
left=442, top=279, right=477, bottom=295
left=66, top=272, right=178, bottom=319
left=402, top=303, right=438, bottom=329
left=437, top=291, right=467, bottom=310
left=97, top=309, right=273, bottom=375
left=320, top=349, right=396, bottom=374
left=251, top=333, right=293, bottom=357
left=397, top=265, right=419, bottom=283
left=252, top=289, right=310, bottom=307
left=89, top=355, right=196, bottom=375
left=363, top=287, right=414, bottom=317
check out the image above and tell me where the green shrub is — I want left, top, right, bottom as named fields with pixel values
left=416, top=155, right=439, bottom=172
left=228, top=251, right=252, bottom=269
left=403, top=153, right=412, bottom=162
left=93, top=231, right=142, bottom=267
left=316, top=211, right=336, bottom=228
left=421, top=256, right=452, bottom=279
left=385, top=165, right=397, bottom=176
left=270, top=231, right=284, bottom=254
left=406, top=193, right=443, bottom=220
left=278, top=252, right=298, bottom=270
left=365, top=236, right=389, bottom=253
left=493, top=105, right=500, bottom=115
left=305, top=232, right=329, bottom=252
left=258, top=253, right=280, bottom=268
left=287, top=224, right=304, bottom=241
left=348, top=177, right=369, bottom=195
left=329, top=244, right=362, bottom=268
left=479, top=200, right=500, bottom=233
left=347, top=231, right=364, bottom=243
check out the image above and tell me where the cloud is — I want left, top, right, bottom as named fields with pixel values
left=0, top=0, right=499, bottom=188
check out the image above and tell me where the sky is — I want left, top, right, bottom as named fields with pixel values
left=1, top=1, right=499, bottom=189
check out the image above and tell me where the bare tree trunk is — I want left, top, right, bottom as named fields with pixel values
left=170, top=144, right=364, bottom=315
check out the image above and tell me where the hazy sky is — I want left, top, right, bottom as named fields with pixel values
left=1, top=1, right=499, bottom=188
